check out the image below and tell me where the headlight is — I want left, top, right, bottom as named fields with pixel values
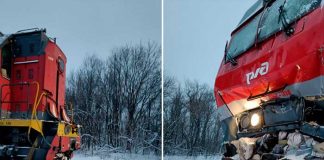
left=239, top=110, right=263, bottom=131
left=250, top=113, right=260, bottom=127
left=240, top=114, right=250, bottom=129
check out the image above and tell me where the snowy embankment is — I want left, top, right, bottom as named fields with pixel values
left=73, top=153, right=160, bottom=160
left=164, top=155, right=221, bottom=160
left=163, top=153, right=310, bottom=160
left=73, top=154, right=222, bottom=160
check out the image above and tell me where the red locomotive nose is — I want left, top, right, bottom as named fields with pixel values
left=215, top=0, right=324, bottom=142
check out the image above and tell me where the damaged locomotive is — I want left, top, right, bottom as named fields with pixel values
left=214, top=0, right=324, bottom=159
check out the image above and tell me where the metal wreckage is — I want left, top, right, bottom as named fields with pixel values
left=214, top=0, right=324, bottom=159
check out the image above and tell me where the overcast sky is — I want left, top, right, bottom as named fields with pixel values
left=164, top=0, right=257, bottom=87
left=1, top=0, right=258, bottom=88
left=0, top=0, right=161, bottom=75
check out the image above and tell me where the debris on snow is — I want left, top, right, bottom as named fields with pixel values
left=287, top=131, right=304, bottom=149
left=222, top=130, right=324, bottom=160
left=278, top=131, right=287, bottom=141
left=238, top=137, right=258, bottom=160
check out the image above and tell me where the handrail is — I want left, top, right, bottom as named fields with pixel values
left=0, top=81, right=46, bottom=119
left=0, top=81, right=52, bottom=146
left=247, top=83, right=287, bottom=101
left=0, top=82, right=32, bottom=118
left=1, top=82, right=31, bottom=102
left=16, top=28, right=42, bottom=33
left=28, top=81, right=51, bottom=146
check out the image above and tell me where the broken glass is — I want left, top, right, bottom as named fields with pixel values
left=258, top=0, right=285, bottom=42
left=284, top=0, right=321, bottom=24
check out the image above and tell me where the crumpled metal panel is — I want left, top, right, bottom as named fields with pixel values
left=301, top=122, right=324, bottom=140
left=263, top=97, right=304, bottom=126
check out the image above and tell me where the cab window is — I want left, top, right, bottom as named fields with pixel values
left=13, top=32, right=48, bottom=57
left=1, top=45, right=12, bottom=79
left=258, top=0, right=285, bottom=42
left=237, top=0, right=263, bottom=27
left=226, top=0, right=322, bottom=63
left=226, top=14, right=261, bottom=62
left=284, top=0, right=321, bottom=25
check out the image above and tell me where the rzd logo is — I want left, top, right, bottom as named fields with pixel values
left=246, top=62, right=269, bottom=85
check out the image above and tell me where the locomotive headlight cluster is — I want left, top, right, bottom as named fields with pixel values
left=239, top=110, right=263, bottom=131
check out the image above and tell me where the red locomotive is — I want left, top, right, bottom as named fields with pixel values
left=215, top=0, right=324, bottom=140
left=0, top=29, right=80, bottom=159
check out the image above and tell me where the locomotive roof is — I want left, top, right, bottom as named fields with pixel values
left=0, top=29, right=66, bottom=60
left=0, top=29, right=46, bottom=47
left=237, top=0, right=263, bottom=27
left=232, top=0, right=264, bottom=35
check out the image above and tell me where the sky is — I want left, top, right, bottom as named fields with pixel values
left=0, top=0, right=258, bottom=88
left=164, top=0, right=257, bottom=87
left=0, top=0, right=161, bottom=75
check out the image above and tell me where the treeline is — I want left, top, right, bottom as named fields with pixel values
left=163, top=77, right=223, bottom=156
left=65, top=43, right=161, bottom=155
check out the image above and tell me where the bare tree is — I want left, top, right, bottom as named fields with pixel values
left=164, top=78, right=221, bottom=156
left=66, top=42, right=161, bottom=155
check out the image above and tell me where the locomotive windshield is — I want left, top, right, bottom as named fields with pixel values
left=226, top=14, right=261, bottom=61
left=226, top=0, right=321, bottom=62
left=13, top=31, right=48, bottom=57
left=237, top=0, right=263, bottom=27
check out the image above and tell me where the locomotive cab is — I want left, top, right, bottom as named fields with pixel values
left=0, top=29, right=80, bottom=160
left=215, top=0, right=324, bottom=141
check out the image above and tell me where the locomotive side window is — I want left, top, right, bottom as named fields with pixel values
left=226, top=14, right=261, bottom=62
left=58, top=58, right=65, bottom=73
left=1, top=45, right=12, bottom=79
left=283, top=0, right=321, bottom=25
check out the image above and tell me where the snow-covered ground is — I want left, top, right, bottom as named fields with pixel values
left=164, top=155, right=221, bottom=160
left=73, top=154, right=222, bottom=160
left=164, top=154, right=311, bottom=160
left=73, top=154, right=310, bottom=160
left=73, top=153, right=161, bottom=160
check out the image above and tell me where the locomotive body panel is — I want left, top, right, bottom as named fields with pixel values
left=215, top=1, right=324, bottom=119
left=215, top=0, right=324, bottom=140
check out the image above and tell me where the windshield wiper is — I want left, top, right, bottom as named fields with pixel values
left=278, top=0, right=295, bottom=36
left=278, top=4, right=288, bottom=29
left=224, top=41, right=238, bottom=66
left=226, top=52, right=238, bottom=66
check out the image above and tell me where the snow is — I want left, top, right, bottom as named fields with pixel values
left=73, top=153, right=160, bottom=160
left=283, top=153, right=310, bottom=160
left=164, top=155, right=222, bottom=160
left=73, top=154, right=319, bottom=160
left=73, top=153, right=221, bottom=160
